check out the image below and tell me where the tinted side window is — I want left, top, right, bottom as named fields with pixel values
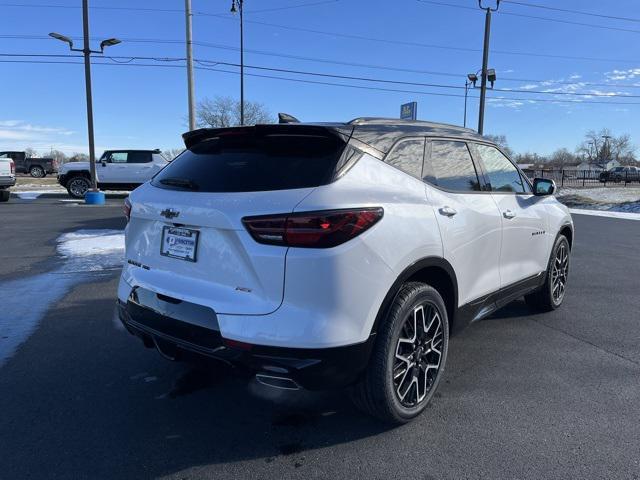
left=127, top=152, right=152, bottom=163
left=475, top=144, right=525, bottom=193
left=429, top=141, right=481, bottom=192
left=109, top=152, right=128, bottom=163
left=384, top=138, right=424, bottom=179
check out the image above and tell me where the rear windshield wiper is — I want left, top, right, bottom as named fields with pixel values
left=159, top=177, right=199, bottom=190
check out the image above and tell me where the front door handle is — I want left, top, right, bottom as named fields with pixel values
left=503, top=209, right=517, bottom=219
left=439, top=206, right=457, bottom=217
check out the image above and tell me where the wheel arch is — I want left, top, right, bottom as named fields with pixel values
left=371, top=257, right=459, bottom=336
left=66, top=170, right=91, bottom=179
left=559, top=223, right=573, bottom=250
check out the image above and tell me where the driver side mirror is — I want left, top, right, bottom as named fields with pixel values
left=533, top=178, right=555, bottom=196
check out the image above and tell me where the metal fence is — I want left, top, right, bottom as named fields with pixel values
left=522, top=169, right=640, bottom=187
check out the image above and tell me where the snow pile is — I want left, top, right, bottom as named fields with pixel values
left=556, top=187, right=640, bottom=214
left=57, top=229, right=125, bottom=272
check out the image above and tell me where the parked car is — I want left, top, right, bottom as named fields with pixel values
left=599, top=166, right=640, bottom=183
left=0, top=156, right=16, bottom=202
left=0, top=151, right=58, bottom=177
left=116, top=118, right=573, bottom=423
left=57, top=149, right=169, bottom=198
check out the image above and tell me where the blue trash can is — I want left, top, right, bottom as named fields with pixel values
left=85, top=190, right=106, bottom=205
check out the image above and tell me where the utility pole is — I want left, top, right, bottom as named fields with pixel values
left=81, top=0, right=97, bottom=191
left=231, top=0, right=245, bottom=125
left=50, top=1, right=120, bottom=203
left=477, top=0, right=500, bottom=135
left=185, top=0, right=196, bottom=130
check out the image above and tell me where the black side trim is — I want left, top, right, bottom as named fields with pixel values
left=371, top=256, right=458, bottom=334
left=97, top=182, right=141, bottom=191
left=456, top=272, right=546, bottom=327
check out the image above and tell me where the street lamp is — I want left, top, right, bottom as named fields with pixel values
left=465, top=68, right=496, bottom=130
left=49, top=0, right=121, bottom=204
left=230, top=0, right=245, bottom=125
left=477, top=0, right=501, bottom=135
left=464, top=73, right=479, bottom=128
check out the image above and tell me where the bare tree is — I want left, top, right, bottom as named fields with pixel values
left=49, top=149, right=68, bottom=164
left=162, top=148, right=184, bottom=161
left=196, top=96, right=273, bottom=128
left=485, top=134, right=514, bottom=157
left=24, top=147, right=38, bottom=158
left=514, top=152, right=547, bottom=166
left=549, top=148, right=577, bottom=168
left=69, top=152, right=89, bottom=162
left=576, top=128, right=636, bottom=167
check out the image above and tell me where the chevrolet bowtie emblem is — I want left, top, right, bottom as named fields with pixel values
left=160, top=208, right=180, bottom=219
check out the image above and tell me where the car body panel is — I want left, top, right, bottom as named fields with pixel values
left=118, top=120, right=573, bottom=355
left=490, top=193, right=551, bottom=287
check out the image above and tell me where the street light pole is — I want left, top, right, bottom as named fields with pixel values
left=185, top=0, right=196, bottom=131
left=50, top=2, right=120, bottom=202
left=81, top=0, right=97, bottom=191
left=464, top=81, right=470, bottom=128
left=477, top=0, right=500, bottom=135
left=231, top=0, right=245, bottom=125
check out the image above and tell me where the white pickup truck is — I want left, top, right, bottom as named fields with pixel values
left=0, top=157, right=16, bottom=202
left=57, top=149, right=170, bottom=198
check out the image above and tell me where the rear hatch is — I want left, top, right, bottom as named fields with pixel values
left=125, top=125, right=349, bottom=315
left=0, top=159, right=12, bottom=177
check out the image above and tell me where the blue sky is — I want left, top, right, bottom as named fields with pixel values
left=1, top=0, right=640, bottom=156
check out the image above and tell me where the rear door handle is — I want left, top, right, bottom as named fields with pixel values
left=503, top=209, right=516, bottom=219
left=438, top=206, right=457, bottom=217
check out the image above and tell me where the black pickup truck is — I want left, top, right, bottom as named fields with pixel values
left=0, top=151, right=58, bottom=177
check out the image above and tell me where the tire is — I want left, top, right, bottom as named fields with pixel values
left=525, top=235, right=570, bottom=312
left=350, top=282, right=449, bottom=424
left=29, top=166, right=45, bottom=178
left=66, top=176, right=91, bottom=199
left=0, top=190, right=9, bottom=202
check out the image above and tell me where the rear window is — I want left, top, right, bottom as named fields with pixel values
left=152, top=132, right=345, bottom=192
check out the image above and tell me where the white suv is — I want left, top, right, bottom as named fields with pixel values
left=58, top=149, right=169, bottom=198
left=117, top=118, right=573, bottom=423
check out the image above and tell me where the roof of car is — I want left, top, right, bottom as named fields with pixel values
left=182, top=118, right=489, bottom=156
left=103, top=149, right=161, bottom=153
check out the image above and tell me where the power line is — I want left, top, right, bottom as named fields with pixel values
left=417, top=0, right=640, bottom=35
left=501, top=1, right=640, bottom=24
left=3, top=23, right=640, bottom=65
left=2, top=52, right=640, bottom=98
left=3, top=36, right=640, bottom=90
left=0, top=0, right=339, bottom=15
left=3, top=56, right=640, bottom=106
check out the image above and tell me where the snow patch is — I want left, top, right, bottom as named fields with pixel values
left=0, top=229, right=125, bottom=366
left=57, top=229, right=124, bottom=258
left=569, top=208, right=640, bottom=221
left=14, top=189, right=65, bottom=200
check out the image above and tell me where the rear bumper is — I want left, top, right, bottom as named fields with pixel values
left=0, top=176, right=15, bottom=188
left=117, top=290, right=375, bottom=390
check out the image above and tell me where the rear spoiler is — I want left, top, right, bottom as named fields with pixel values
left=182, top=124, right=353, bottom=150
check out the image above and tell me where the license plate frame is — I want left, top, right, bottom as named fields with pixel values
left=160, top=226, right=199, bottom=263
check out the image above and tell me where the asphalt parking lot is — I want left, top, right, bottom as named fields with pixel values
left=1, top=195, right=639, bottom=480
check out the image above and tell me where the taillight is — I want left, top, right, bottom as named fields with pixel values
left=124, top=197, right=132, bottom=222
left=9, top=160, right=15, bottom=175
left=243, top=207, right=383, bottom=248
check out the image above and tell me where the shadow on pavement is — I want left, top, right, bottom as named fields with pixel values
left=0, top=293, right=393, bottom=479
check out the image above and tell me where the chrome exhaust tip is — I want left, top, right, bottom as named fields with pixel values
left=255, top=373, right=300, bottom=390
